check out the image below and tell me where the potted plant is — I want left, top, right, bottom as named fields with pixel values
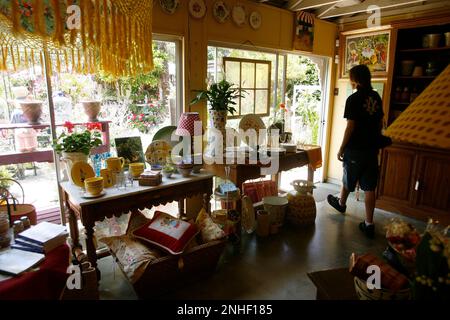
left=162, top=163, right=175, bottom=178
left=53, top=121, right=103, bottom=176
left=190, top=79, right=244, bottom=132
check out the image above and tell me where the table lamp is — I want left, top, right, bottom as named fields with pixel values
left=384, top=64, right=450, bottom=149
left=176, top=112, right=203, bottom=162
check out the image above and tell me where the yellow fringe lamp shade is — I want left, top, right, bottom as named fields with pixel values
left=0, top=0, right=154, bottom=78
left=384, top=64, right=450, bottom=150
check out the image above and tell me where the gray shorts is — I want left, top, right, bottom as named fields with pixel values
left=342, top=149, right=378, bottom=192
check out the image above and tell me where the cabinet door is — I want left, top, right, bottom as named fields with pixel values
left=414, top=152, right=450, bottom=214
left=378, top=146, right=416, bottom=204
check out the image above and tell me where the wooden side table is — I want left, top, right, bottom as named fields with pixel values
left=307, top=268, right=358, bottom=300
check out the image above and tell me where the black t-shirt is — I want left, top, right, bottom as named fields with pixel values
left=344, top=88, right=383, bottom=151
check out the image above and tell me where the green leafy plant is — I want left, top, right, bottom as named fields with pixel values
left=53, top=122, right=103, bottom=155
left=190, top=79, right=245, bottom=115
left=162, top=163, right=175, bottom=173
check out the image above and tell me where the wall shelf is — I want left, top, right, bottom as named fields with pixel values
left=399, top=46, right=450, bottom=53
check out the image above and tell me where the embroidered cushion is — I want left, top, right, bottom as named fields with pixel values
left=132, top=211, right=199, bottom=255
left=196, top=208, right=227, bottom=243
left=99, top=235, right=163, bottom=284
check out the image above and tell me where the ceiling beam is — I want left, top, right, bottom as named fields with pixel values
left=316, top=4, right=338, bottom=17
left=319, top=0, right=427, bottom=19
left=336, top=0, right=450, bottom=24
left=288, top=0, right=347, bottom=11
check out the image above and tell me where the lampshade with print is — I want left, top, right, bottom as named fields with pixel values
left=384, top=64, right=450, bottom=150
left=176, top=112, right=202, bottom=136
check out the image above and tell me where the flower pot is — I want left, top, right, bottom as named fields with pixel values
left=81, top=101, right=102, bottom=122
left=19, top=101, right=43, bottom=125
left=61, top=152, right=89, bottom=183
left=209, top=110, right=227, bottom=132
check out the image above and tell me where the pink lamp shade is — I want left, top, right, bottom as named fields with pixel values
left=176, top=112, right=202, bottom=136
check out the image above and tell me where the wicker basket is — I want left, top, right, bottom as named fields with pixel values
left=286, top=191, right=316, bottom=226
left=113, top=239, right=227, bottom=298
left=354, top=276, right=411, bottom=300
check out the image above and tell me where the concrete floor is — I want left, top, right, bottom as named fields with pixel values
left=97, top=184, right=427, bottom=300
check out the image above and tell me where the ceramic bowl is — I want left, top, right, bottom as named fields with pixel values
left=162, top=171, right=173, bottom=178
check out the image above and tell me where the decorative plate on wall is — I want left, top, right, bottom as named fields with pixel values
left=189, top=0, right=207, bottom=19
left=232, top=5, right=246, bottom=27
left=213, top=1, right=230, bottom=24
left=249, top=11, right=262, bottom=30
left=159, top=0, right=179, bottom=15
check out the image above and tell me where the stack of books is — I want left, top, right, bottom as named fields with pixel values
left=11, top=221, right=68, bottom=254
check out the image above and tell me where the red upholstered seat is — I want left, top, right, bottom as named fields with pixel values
left=0, top=245, right=70, bottom=300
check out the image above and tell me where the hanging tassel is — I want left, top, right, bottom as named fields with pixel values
left=56, top=52, right=61, bottom=73
left=80, top=0, right=87, bottom=51
left=94, top=0, right=102, bottom=46
left=71, top=49, right=76, bottom=73
left=10, top=46, right=16, bottom=71
left=103, top=0, right=110, bottom=50
left=111, top=5, right=118, bottom=56
left=64, top=50, right=69, bottom=73
left=68, top=0, right=78, bottom=46
left=24, top=48, right=29, bottom=70
left=1, top=47, right=7, bottom=71
left=51, top=0, right=65, bottom=45
left=40, top=52, right=46, bottom=77
left=86, top=0, right=95, bottom=46
left=77, top=49, right=82, bottom=73
left=11, top=0, right=21, bottom=34
left=16, top=46, right=21, bottom=69
left=33, top=0, right=46, bottom=36
left=31, top=49, right=36, bottom=74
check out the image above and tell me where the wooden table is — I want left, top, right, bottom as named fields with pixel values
left=203, top=150, right=314, bottom=192
left=60, top=172, right=214, bottom=279
left=307, top=268, right=358, bottom=300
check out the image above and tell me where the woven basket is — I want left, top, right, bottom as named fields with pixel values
left=115, top=239, right=227, bottom=299
left=354, top=276, right=411, bottom=300
left=286, top=192, right=316, bottom=226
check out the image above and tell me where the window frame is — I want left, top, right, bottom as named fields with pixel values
left=223, top=57, right=272, bottom=119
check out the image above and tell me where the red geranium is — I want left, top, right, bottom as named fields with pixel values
left=63, top=121, right=75, bottom=133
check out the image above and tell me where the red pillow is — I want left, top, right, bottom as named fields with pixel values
left=132, top=211, right=198, bottom=255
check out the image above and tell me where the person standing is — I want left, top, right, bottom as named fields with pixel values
left=327, top=65, right=384, bottom=238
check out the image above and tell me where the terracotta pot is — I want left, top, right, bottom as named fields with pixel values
left=81, top=100, right=101, bottom=122
left=0, top=204, right=37, bottom=225
left=19, top=101, right=43, bottom=125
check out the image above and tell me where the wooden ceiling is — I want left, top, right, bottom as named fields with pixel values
left=252, top=0, right=450, bottom=23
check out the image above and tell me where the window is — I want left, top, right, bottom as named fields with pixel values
left=0, top=36, right=183, bottom=223
left=223, top=57, right=271, bottom=118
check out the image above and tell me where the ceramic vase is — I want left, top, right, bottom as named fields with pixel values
left=61, top=152, right=89, bottom=184
left=19, top=101, right=43, bottom=125
left=81, top=101, right=102, bottom=122
left=209, top=110, right=227, bottom=132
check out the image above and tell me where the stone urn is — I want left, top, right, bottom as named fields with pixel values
left=81, top=100, right=101, bottom=122
left=19, top=101, right=43, bottom=125
left=61, top=152, right=89, bottom=183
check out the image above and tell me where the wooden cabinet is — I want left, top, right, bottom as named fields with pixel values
left=377, top=143, right=450, bottom=225
left=414, top=152, right=450, bottom=214
left=378, top=146, right=416, bottom=204
left=377, top=15, right=450, bottom=225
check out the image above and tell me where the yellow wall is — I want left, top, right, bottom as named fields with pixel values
left=152, top=0, right=337, bottom=210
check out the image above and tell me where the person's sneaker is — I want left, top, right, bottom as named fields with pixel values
left=327, top=195, right=346, bottom=213
left=359, top=221, right=375, bottom=239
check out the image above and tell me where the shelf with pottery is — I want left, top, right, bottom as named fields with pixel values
left=0, top=121, right=111, bottom=166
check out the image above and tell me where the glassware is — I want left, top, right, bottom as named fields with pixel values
left=115, top=171, right=126, bottom=190
left=13, top=220, right=24, bottom=237
left=20, top=216, right=31, bottom=230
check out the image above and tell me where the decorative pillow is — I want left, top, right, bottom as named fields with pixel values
left=196, top=208, right=227, bottom=243
left=132, top=211, right=199, bottom=255
left=99, top=235, right=163, bottom=284
left=126, top=210, right=151, bottom=236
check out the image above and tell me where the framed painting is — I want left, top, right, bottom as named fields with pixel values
left=114, top=137, right=145, bottom=169
left=341, top=28, right=391, bottom=78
